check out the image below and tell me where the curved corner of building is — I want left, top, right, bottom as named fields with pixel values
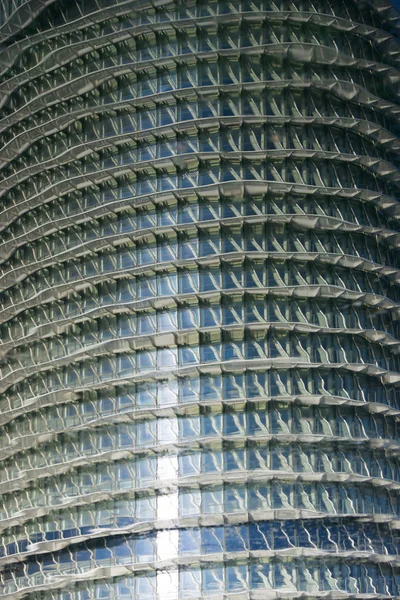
left=0, top=0, right=400, bottom=599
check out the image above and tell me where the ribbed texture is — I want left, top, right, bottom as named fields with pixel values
left=0, top=0, right=400, bottom=598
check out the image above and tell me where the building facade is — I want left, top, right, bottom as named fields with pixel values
left=0, top=0, right=400, bottom=598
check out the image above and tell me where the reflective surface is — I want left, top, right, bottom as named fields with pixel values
left=0, top=0, right=400, bottom=598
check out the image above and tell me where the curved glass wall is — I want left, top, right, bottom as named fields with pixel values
left=0, top=0, right=400, bottom=598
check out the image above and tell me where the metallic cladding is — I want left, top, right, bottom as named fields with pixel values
left=0, top=0, right=400, bottom=598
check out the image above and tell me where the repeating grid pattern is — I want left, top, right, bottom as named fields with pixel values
left=1, top=0, right=400, bottom=598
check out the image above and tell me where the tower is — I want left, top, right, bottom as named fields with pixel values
left=0, top=0, right=400, bottom=598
